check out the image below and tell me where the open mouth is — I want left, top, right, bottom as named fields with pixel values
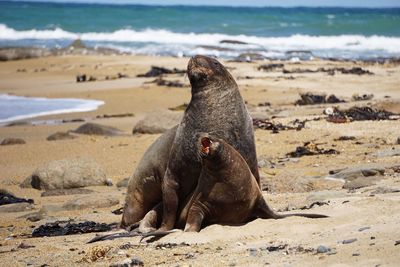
left=201, top=137, right=211, bottom=155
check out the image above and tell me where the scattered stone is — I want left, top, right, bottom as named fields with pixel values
left=19, top=210, right=46, bottom=222
left=260, top=244, right=288, bottom=252
left=257, top=63, right=284, bottom=72
left=110, top=257, right=144, bottom=267
left=352, top=93, right=374, bottom=101
left=185, top=252, right=195, bottom=259
left=326, top=106, right=396, bottom=123
left=0, top=138, right=26, bottom=145
left=0, top=202, right=34, bottom=213
left=352, top=253, right=360, bottom=256
left=329, top=165, right=385, bottom=180
left=32, top=221, right=114, bottom=237
left=248, top=247, right=258, bottom=256
left=335, top=136, right=356, bottom=141
left=343, top=177, right=378, bottom=190
left=40, top=188, right=94, bottom=197
left=342, top=238, right=357, bottom=244
left=76, top=74, right=87, bottom=83
left=96, top=113, right=134, bottom=119
left=168, top=103, right=188, bottom=111
left=112, top=207, right=123, bottom=215
left=17, top=242, right=35, bottom=249
left=137, top=66, right=185, bottom=77
left=132, top=110, right=182, bottom=134
left=73, top=123, right=123, bottom=136
left=116, top=177, right=129, bottom=188
left=46, top=132, right=77, bottom=141
left=21, top=157, right=108, bottom=190
left=295, top=92, right=345, bottom=105
left=0, top=190, right=33, bottom=206
left=359, top=226, right=371, bottom=232
left=316, top=245, right=331, bottom=253
left=307, top=191, right=347, bottom=202
left=395, top=241, right=400, bottom=246
left=287, top=142, right=339, bottom=158
left=371, top=148, right=400, bottom=158
left=283, top=67, right=373, bottom=75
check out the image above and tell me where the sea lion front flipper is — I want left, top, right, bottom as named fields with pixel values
left=183, top=207, right=204, bottom=232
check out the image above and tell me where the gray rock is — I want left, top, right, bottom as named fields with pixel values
left=329, top=165, right=385, bottom=181
left=19, top=210, right=47, bottom=222
left=43, top=194, right=119, bottom=212
left=370, top=186, right=400, bottom=195
left=46, top=132, right=77, bottom=141
left=41, top=188, right=94, bottom=197
left=110, top=257, right=144, bottom=267
left=358, top=226, right=371, bottom=232
left=21, top=157, right=107, bottom=190
left=343, top=177, right=379, bottom=190
left=316, top=245, right=331, bottom=253
left=0, top=203, right=34, bottom=213
left=342, top=238, right=357, bottom=244
left=73, top=123, right=123, bottom=136
left=132, top=110, right=182, bottom=134
left=372, top=148, right=400, bottom=158
left=248, top=247, right=258, bottom=257
left=116, top=177, right=129, bottom=188
left=1, top=138, right=26, bottom=145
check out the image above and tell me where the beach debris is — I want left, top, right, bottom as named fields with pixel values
left=0, top=190, right=33, bottom=206
left=169, top=103, right=188, bottom=111
left=96, top=113, right=134, bottom=119
left=46, top=131, right=77, bottom=141
left=287, top=142, right=339, bottom=158
left=32, top=221, right=114, bottom=237
left=335, top=136, right=356, bottom=141
left=73, top=122, right=124, bottom=136
left=79, top=245, right=112, bottom=263
left=295, top=92, right=345, bottom=105
left=395, top=241, right=400, bottom=246
left=146, top=77, right=186, bottom=87
left=260, top=244, right=288, bottom=252
left=252, top=118, right=308, bottom=133
left=325, top=106, right=396, bottom=123
left=257, top=63, right=284, bottom=72
left=76, top=74, right=87, bottom=82
left=0, top=138, right=26, bottom=145
left=352, top=93, right=374, bottom=101
left=299, top=201, right=329, bottom=210
left=283, top=67, right=373, bottom=75
left=21, top=157, right=107, bottom=190
left=112, top=207, right=124, bottom=215
left=133, top=110, right=182, bottom=134
left=342, top=238, right=358, bottom=244
left=40, top=188, right=94, bottom=197
left=137, top=66, right=185, bottom=77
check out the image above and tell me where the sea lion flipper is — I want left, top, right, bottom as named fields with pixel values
left=139, top=229, right=182, bottom=243
left=87, top=230, right=140, bottom=244
left=183, top=208, right=204, bottom=232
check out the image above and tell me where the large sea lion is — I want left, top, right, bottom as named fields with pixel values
left=159, top=55, right=260, bottom=231
left=120, top=125, right=177, bottom=228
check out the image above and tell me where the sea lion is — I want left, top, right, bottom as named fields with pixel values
left=120, top=125, right=177, bottom=228
left=159, top=55, right=260, bottom=231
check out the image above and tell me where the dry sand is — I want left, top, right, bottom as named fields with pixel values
left=0, top=55, right=399, bottom=266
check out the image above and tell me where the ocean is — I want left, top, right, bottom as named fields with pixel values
left=1, top=1, right=400, bottom=60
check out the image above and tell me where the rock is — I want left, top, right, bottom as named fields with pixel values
left=46, top=132, right=77, bottom=141
left=358, top=226, right=371, bottom=232
left=50, top=195, right=119, bottom=211
left=132, top=110, right=182, bottom=134
left=0, top=47, right=51, bottom=61
left=287, top=142, right=339, bottom=158
left=0, top=202, right=34, bottom=213
left=371, top=148, right=400, bottom=158
left=329, top=165, right=385, bottom=180
left=0, top=190, right=34, bottom=205
left=352, top=93, right=374, bottom=101
left=257, top=64, right=284, bottom=72
left=370, top=186, right=400, bottom=195
left=335, top=136, right=356, bottom=141
left=116, top=177, right=129, bottom=188
left=21, top=157, right=107, bottom=190
left=68, top=39, right=86, bottom=49
left=110, top=257, right=144, bottom=267
left=17, top=242, right=35, bottom=249
left=307, top=190, right=347, bottom=202
left=342, top=177, right=378, bottom=190
left=295, top=92, right=345, bottom=105
left=1, top=138, right=26, bottom=145
left=316, top=245, right=331, bottom=253
left=73, top=123, right=123, bottom=136
left=395, top=241, right=400, bottom=246
left=41, top=188, right=94, bottom=197
left=342, top=238, right=357, bottom=244
left=19, top=210, right=47, bottom=222
left=248, top=248, right=258, bottom=257
left=76, top=74, right=87, bottom=82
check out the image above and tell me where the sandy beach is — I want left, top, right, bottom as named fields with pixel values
left=0, top=54, right=400, bottom=266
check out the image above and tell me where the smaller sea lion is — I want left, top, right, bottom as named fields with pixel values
left=139, top=134, right=327, bottom=240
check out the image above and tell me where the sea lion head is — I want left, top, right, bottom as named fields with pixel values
left=197, top=133, right=223, bottom=160
left=187, top=55, right=235, bottom=90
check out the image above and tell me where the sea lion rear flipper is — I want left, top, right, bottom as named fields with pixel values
left=87, top=230, right=140, bottom=243
left=139, top=229, right=182, bottom=242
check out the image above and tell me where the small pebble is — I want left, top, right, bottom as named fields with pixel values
left=342, top=238, right=357, bottom=244
left=316, top=245, right=330, bottom=253
left=395, top=240, right=400, bottom=246
left=185, top=252, right=195, bottom=259
left=248, top=247, right=257, bottom=256
left=352, top=253, right=360, bottom=256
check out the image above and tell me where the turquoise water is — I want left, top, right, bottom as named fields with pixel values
left=1, top=1, right=400, bottom=59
